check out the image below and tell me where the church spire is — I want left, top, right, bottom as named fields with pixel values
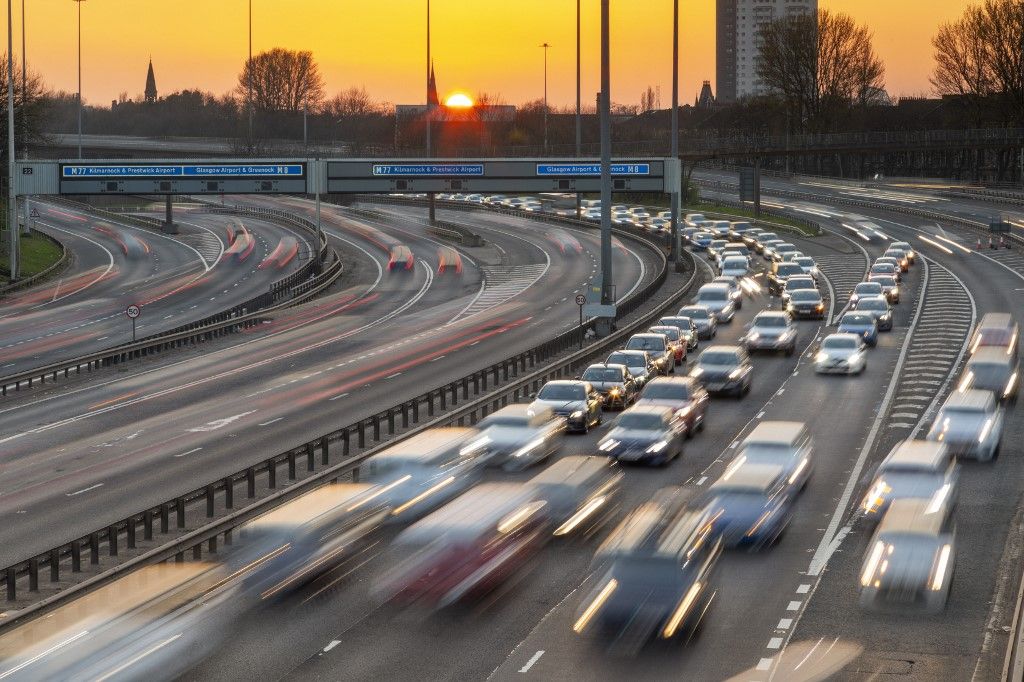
left=144, top=59, right=157, bottom=103
left=427, top=61, right=439, bottom=107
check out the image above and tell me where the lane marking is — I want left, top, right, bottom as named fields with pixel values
left=323, top=640, right=341, bottom=653
left=258, top=417, right=283, bottom=427
left=66, top=483, right=103, bottom=497
left=796, top=584, right=810, bottom=594
left=786, top=601, right=801, bottom=611
left=767, top=637, right=783, bottom=649
left=519, top=651, right=545, bottom=673
left=777, top=618, right=792, bottom=630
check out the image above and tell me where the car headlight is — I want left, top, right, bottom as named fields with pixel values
left=728, top=368, right=744, bottom=380
left=690, top=367, right=704, bottom=377
left=816, top=303, right=824, bottom=311
left=892, top=287, right=899, bottom=295
left=747, top=332, right=760, bottom=342
left=862, top=479, right=890, bottom=513
left=677, top=405, right=693, bottom=418
left=815, top=352, right=829, bottom=363
left=514, top=438, right=545, bottom=457
left=570, top=410, right=584, bottom=419
left=609, top=387, right=621, bottom=396
left=598, top=439, right=619, bottom=451
left=646, top=440, right=669, bottom=454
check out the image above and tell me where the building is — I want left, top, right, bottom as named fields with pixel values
left=716, top=0, right=817, bottom=102
left=144, top=59, right=157, bottom=103
left=695, top=80, right=716, bottom=108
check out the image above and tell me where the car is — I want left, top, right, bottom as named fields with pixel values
left=850, top=281, right=884, bottom=306
left=625, top=333, right=675, bottom=375
left=635, top=376, right=710, bottom=437
left=855, top=296, right=894, bottom=331
left=970, top=313, right=1018, bottom=358
left=597, top=405, right=687, bottom=466
left=869, top=261, right=900, bottom=282
left=388, top=245, right=415, bottom=272
left=793, top=256, right=820, bottom=281
left=780, top=275, right=817, bottom=305
left=858, top=498, right=956, bottom=613
left=573, top=487, right=721, bottom=649
left=711, top=276, right=744, bottom=309
left=233, top=483, right=391, bottom=600
left=707, top=239, right=729, bottom=261
left=874, top=256, right=903, bottom=279
left=754, top=232, right=780, bottom=254
left=729, top=221, right=755, bottom=241
left=658, top=316, right=699, bottom=351
left=691, top=232, right=715, bottom=251
left=743, top=311, right=798, bottom=355
left=607, top=350, right=658, bottom=388
left=767, top=261, right=806, bottom=296
left=470, top=404, right=564, bottom=470
left=681, top=226, right=702, bottom=244
left=684, top=212, right=707, bottom=226
left=780, top=250, right=805, bottom=263
left=786, top=289, right=826, bottom=319
left=861, top=439, right=958, bottom=520
left=581, top=363, right=639, bottom=410
left=959, top=347, right=1019, bottom=402
left=702, top=463, right=796, bottom=549
left=891, top=241, right=916, bottom=264
left=732, top=421, right=814, bottom=491
left=678, top=304, right=718, bottom=340
left=694, top=283, right=737, bottom=323
left=709, top=220, right=732, bottom=236
left=376, top=483, right=550, bottom=609
left=771, top=243, right=800, bottom=263
left=926, top=389, right=1004, bottom=461
left=647, top=217, right=671, bottom=233
left=815, top=333, right=868, bottom=375
left=689, top=345, right=753, bottom=397
left=838, top=311, right=880, bottom=347
left=524, top=455, right=624, bottom=537
left=742, top=228, right=768, bottom=248
left=869, top=274, right=900, bottom=304
left=883, top=248, right=910, bottom=272
left=363, top=428, right=485, bottom=520
left=720, top=255, right=749, bottom=279
left=761, top=239, right=786, bottom=261
left=649, top=325, right=688, bottom=365
left=529, top=380, right=603, bottom=433
left=436, top=246, right=464, bottom=274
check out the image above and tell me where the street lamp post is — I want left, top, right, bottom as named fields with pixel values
left=20, top=0, right=26, bottom=159
left=575, top=0, right=581, bottom=220
left=7, top=0, right=18, bottom=278
left=669, top=0, right=680, bottom=262
left=598, top=0, right=612, bottom=326
left=426, top=0, right=435, bottom=223
left=247, top=0, right=253, bottom=146
left=540, top=42, right=551, bottom=155
left=73, top=0, right=85, bottom=159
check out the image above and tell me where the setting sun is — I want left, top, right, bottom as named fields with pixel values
left=444, top=92, right=474, bottom=108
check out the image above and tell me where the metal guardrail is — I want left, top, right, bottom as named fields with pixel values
left=0, top=206, right=684, bottom=624
left=0, top=204, right=337, bottom=396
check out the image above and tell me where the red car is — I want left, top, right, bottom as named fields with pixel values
left=634, top=376, right=709, bottom=438
left=388, top=245, right=415, bottom=272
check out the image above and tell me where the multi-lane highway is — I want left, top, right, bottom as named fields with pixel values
left=0, top=203, right=310, bottom=376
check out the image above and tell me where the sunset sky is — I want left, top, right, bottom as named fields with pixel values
left=16, top=1, right=969, bottom=110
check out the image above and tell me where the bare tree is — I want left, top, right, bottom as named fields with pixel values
left=757, top=9, right=885, bottom=131
left=932, top=0, right=1024, bottom=123
left=323, top=86, right=381, bottom=117
left=0, top=54, right=51, bottom=158
left=237, top=48, right=325, bottom=113
left=640, top=86, right=657, bottom=113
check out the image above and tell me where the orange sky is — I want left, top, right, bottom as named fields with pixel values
left=13, top=1, right=968, bottom=110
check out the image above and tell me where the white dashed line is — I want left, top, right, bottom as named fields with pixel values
left=66, top=483, right=103, bottom=497
left=519, top=651, right=545, bottom=673
left=767, top=637, right=783, bottom=649
left=323, top=640, right=340, bottom=653
left=329, top=393, right=349, bottom=401
left=386, top=372, right=402, bottom=379
left=696, top=476, right=707, bottom=486
left=796, top=584, right=811, bottom=594
left=786, top=600, right=801, bottom=611
left=756, top=658, right=773, bottom=671
left=258, top=417, right=284, bottom=426
left=777, top=618, right=792, bottom=630
left=174, top=447, right=203, bottom=458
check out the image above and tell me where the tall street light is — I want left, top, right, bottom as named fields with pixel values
left=247, top=0, right=253, bottom=145
left=669, top=0, right=680, bottom=262
left=73, top=0, right=85, bottom=159
left=20, top=0, right=26, bottom=159
left=7, top=0, right=18, bottom=278
left=598, top=0, right=612, bottom=320
left=540, top=42, right=551, bottom=155
left=575, top=0, right=581, bottom=219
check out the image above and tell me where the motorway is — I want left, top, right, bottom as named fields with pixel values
left=0, top=203, right=308, bottom=377
left=0, top=200, right=657, bottom=573
left=174, top=184, right=1024, bottom=681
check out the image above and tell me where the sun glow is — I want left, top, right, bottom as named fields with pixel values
left=445, top=92, right=474, bottom=108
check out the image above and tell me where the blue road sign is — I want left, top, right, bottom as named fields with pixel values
left=61, top=164, right=303, bottom=178
left=535, top=163, right=651, bottom=176
left=371, top=164, right=485, bottom=176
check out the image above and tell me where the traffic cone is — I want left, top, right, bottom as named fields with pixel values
left=977, top=238, right=982, bottom=250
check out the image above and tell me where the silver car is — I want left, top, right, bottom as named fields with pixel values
left=959, top=348, right=1019, bottom=403
left=471, top=404, right=564, bottom=471
left=694, top=283, right=736, bottom=323
left=659, top=316, right=700, bottom=351
left=861, top=439, right=958, bottom=520
left=926, top=389, right=1004, bottom=461
left=743, top=311, right=798, bottom=355
left=524, top=455, right=623, bottom=537
left=607, top=350, right=658, bottom=387
left=678, top=304, right=718, bottom=340
left=624, top=333, right=675, bottom=375
left=528, top=380, right=604, bottom=434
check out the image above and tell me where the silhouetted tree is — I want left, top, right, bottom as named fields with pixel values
left=237, top=48, right=325, bottom=113
left=0, top=54, right=51, bottom=159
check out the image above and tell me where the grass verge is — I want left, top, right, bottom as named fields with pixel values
left=1, top=231, right=64, bottom=284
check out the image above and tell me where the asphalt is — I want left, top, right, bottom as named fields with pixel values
left=0, top=200, right=656, bottom=569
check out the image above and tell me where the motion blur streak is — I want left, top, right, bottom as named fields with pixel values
left=573, top=578, right=618, bottom=633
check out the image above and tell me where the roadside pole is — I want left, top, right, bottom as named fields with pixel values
left=126, top=304, right=141, bottom=342
left=597, top=0, right=614, bottom=337
left=576, top=293, right=586, bottom=349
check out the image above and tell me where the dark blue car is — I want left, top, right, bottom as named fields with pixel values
left=692, top=232, right=714, bottom=251
left=838, top=311, right=879, bottom=347
left=702, top=463, right=796, bottom=550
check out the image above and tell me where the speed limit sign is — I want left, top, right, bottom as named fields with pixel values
left=126, top=304, right=141, bottom=319
left=575, top=294, right=587, bottom=306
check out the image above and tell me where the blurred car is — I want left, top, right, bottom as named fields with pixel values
left=362, top=428, right=484, bottom=521
left=771, top=243, right=800, bottom=263
left=607, top=349, right=658, bottom=388
left=581, top=363, right=639, bottom=409
left=376, top=483, right=550, bottom=609
left=597, top=405, right=686, bottom=466
left=767, top=261, right=806, bottom=296
left=761, top=239, right=785, bottom=261
left=850, top=281, right=884, bottom=306
left=720, top=255, right=749, bottom=279
left=233, top=483, right=391, bottom=600
left=859, top=498, right=955, bottom=613
left=625, top=333, right=675, bottom=375
left=525, top=455, right=624, bottom=537
left=635, top=376, right=709, bottom=437
left=869, top=261, right=899, bottom=282
left=712, top=275, right=745, bottom=309
left=388, top=245, right=415, bottom=272
left=0, top=563, right=241, bottom=682
left=709, top=220, right=732, bottom=236
left=838, top=311, right=880, bottom=347
left=743, top=310, right=798, bottom=356
left=793, top=255, right=820, bottom=281
left=869, top=274, right=900, bottom=304
left=780, top=276, right=817, bottom=305
left=875, top=257, right=904, bottom=279
left=529, top=380, right=603, bottom=433
left=470, top=404, right=564, bottom=471
left=970, top=312, right=1018, bottom=358
left=573, top=487, right=721, bottom=650
left=691, top=232, right=715, bottom=251
left=780, top=250, right=804, bottom=263
left=707, top=239, right=729, bottom=261
left=786, top=288, right=826, bottom=320
left=703, top=463, right=796, bottom=549
left=733, top=421, right=814, bottom=491
left=861, top=439, right=958, bottom=520
left=754, top=232, right=780, bottom=255
left=678, top=304, right=718, bottom=340
left=224, top=229, right=255, bottom=263
left=815, top=333, right=868, bottom=375
left=659, top=316, right=700, bottom=351
left=926, top=389, right=1004, bottom=461
left=436, top=246, right=464, bottom=274
left=649, top=325, right=688, bottom=365
left=694, top=283, right=736, bottom=323
left=689, top=345, right=753, bottom=398
left=883, top=247, right=910, bottom=272
left=958, top=347, right=1019, bottom=402
left=855, top=296, right=894, bottom=331
left=729, top=220, right=755, bottom=241
left=258, top=236, right=298, bottom=270
left=891, top=241, right=916, bottom=264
